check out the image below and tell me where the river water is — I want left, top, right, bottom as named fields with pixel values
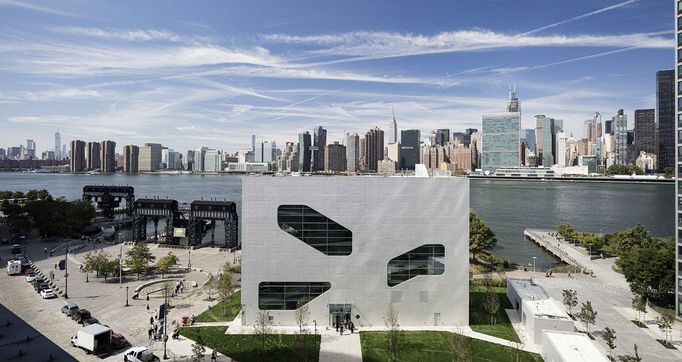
left=0, top=172, right=673, bottom=269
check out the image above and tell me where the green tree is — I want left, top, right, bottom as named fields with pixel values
left=155, top=251, right=179, bottom=278
left=191, top=331, right=206, bottom=362
left=562, top=289, right=578, bottom=317
left=602, top=327, right=616, bottom=361
left=125, top=243, right=156, bottom=280
left=631, top=296, right=646, bottom=323
left=656, top=309, right=674, bottom=342
left=469, top=210, right=497, bottom=260
left=557, top=224, right=577, bottom=241
left=217, top=263, right=233, bottom=316
left=254, top=311, right=272, bottom=355
left=483, top=291, right=500, bottom=325
left=616, top=237, right=674, bottom=304
left=294, top=298, right=310, bottom=335
left=578, top=301, right=598, bottom=334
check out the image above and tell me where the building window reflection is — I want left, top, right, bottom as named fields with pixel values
left=258, top=282, right=331, bottom=310
left=278, top=205, right=352, bottom=255
left=387, top=244, right=445, bottom=287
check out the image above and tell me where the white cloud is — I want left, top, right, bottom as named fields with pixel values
left=51, top=26, right=211, bottom=44
left=522, top=0, right=640, bottom=36
left=262, top=29, right=672, bottom=64
left=0, top=0, right=82, bottom=18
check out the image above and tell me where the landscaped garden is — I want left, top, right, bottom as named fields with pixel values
left=180, top=326, right=320, bottom=362
left=360, top=331, right=541, bottom=362
left=469, top=284, right=520, bottom=342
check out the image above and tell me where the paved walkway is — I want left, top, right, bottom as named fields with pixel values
left=319, top=330, right=362, bottom=362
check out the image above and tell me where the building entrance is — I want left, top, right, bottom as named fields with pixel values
left=329, top=303, right=352, bottom=328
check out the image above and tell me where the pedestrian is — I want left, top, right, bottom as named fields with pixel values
left=549, top=270, right=553, bottom=277
left=567, top=271, right=571, bottom=278
left=150, top=316, right=154, bottom=325
left=54, top=263, right=57, bottom=270
left=44, top=247, right=47, bottom=255
left=349, top=321, right=354, bottom=334
left=211, top=350, right=217, bottom=362
left=147, top=304, right=150, bottom=311
left=148, top=328, right=153, bottom=340
left=600, top=253, right=604, bottom=259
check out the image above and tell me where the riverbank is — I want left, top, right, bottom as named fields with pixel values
left=469, top=175, right=673, bottom=184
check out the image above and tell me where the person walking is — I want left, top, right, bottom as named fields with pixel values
left=148, top=327, right=153, bottom=341
left=211, top=350, right=217, bottom=362
left=44, top=247, right=47, bottom=255
left=349, top=321, right=355, bottom=334
left=339, top=323, right=344, bottom=335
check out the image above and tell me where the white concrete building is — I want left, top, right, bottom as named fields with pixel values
left=226, top=162, right=269, bottom=173
left=541, top=330, right=608, bottom=362
left=507, top=278, right=574, bottom=345
left=242, top=176, right=469, bottom=328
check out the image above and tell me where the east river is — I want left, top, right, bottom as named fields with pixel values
left=0, top=172, right=673, bottom=269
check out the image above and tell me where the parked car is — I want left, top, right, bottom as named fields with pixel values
left=30, top=276, right=44, bottom=286
left=11, top=244, right=21, bottom=254
left=34, top=282, right=49, bottom=293
left=111, top=332, right=130, bottom=349
left=40, top=288, right=56, bottom=299
left=82, top=317, right=100, bottom=326
left=25, top=272, right=37, bottom=282
left=62, top=303, right=79, bottom=316
left=72, top=309, right=92, bottom=323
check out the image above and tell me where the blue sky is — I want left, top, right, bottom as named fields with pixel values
left=0, top=0, right=674, bottom=153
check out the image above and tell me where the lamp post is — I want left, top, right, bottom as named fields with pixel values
left=531, top=256, right=537, bottom=273
left=119, top=244, right=123, bottom=287
left=163, top=285, right=168, bottom=360
left=64, top=240, right=69, bottom=299
left=187, top=250, right=191, bottom=269
left=125, top=286, right=129, bottom=307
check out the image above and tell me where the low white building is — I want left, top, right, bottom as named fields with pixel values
left=541, top=330, right=608, bottom=362
left=226, top=162, right=269, bottom=173
left=507, top=278, right=575, bottom=344
left=242, top=176, right=470, bottom=328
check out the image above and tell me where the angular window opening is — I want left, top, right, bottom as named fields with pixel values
left=278, top=205, right=352, bottom=255
left=258, top=282, right=331, bottom=310
left=387, top=244, right=445, bottom=287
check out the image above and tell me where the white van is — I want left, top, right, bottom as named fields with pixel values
left=6, top=260, right=21, bottom=275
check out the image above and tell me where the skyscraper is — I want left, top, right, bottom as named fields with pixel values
left=634, top=109, right=656, bottom=162
left=365, top=127, right=384, bottom=172
left=86, top=141, right=101, bottom=170
left=535, top=115, right=563, bottom=166
left=507, top=83, right=520, bottom=112
left=25, top=140, right=36, bottom=159
left=251, top=135, right=256, bottom=151
left=481, top=113, right=521, bottom=172
left=657, top=69, right=674, bottom=172
left=69, top=140, right=86, bottom=173
left=672, top=7, right=682, bottom=317
left=399, top=129, right=420, bottom=170
left=255, top=141, right=275, bottom=163
left=346, top=133, right=360, bottom=172
left=325, top=141, right=346, bottom=172
left=101, top=140, right=116, bottom=172
left=435, top=129, right=450, bottom=146
left=298, top=132, right=312, bottom=172
left=388, top=109, right=398, bottom=144
left=311, top=126, right=327, bottom=171
left=138, top=143, right=163, bottom=172
left=123, top=145, right=139, bottom=173
left=54, top=128, right=61, bottom=160
left=613, top=109, right=628, bottom=165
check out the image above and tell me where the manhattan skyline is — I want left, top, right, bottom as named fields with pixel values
left=0, top=0, right=673, bottom=151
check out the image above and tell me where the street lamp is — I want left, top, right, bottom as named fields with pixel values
left=187, top=250, right=191, bottom=269
left=119, top=244, right=123, bottom=287
left=163, top=286, right=168, bottom=360
left=125, top=286, right=129, bottom=307
left=531, top=256, right=537, bottom=273
left=64, top=240, right=69, bottom=299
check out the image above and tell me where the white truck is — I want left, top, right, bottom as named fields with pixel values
left=6, top=260, right=21, bottom=275
left=123, top=346, right=160, bottom=362
left=71, top=324, right=111, bottom=355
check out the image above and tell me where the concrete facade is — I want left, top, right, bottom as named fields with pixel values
left=242, top=177, right=469, bottom=328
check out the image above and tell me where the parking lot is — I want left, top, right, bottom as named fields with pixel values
left=0, top=237, right=238, bottom=361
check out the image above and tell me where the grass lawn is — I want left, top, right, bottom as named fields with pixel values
left=180, top=326, right=320, bottom=362
left=360, top=331, right=542, bottom=362
left=195, top=290, right=242, bottom=323
left=469, top=285, right=520, bottom=342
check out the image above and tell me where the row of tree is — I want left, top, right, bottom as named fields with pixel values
left=557, top=224, right=675, bottom=307
left=1, top=189, right=94, bottom=238
left=83, top=245, right=181, bottom=281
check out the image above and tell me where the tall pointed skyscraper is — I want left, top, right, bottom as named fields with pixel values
left=388, top=108, right=398, bottom=144
left=507, top=83, right=520, bottom=113
left=54, top=128, right=61, bottom=160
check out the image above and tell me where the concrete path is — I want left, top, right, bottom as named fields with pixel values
left=319, top=330, right=362, bottom=362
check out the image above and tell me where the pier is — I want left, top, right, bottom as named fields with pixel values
left=523, top=229, right=590, bottom=273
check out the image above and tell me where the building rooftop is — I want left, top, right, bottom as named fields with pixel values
left=543, top=330, right=609, bottom=362
left=509, top=278, right=569, bottom=320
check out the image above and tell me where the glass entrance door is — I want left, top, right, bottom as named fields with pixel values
left=329, top=303, right=352, bottom=328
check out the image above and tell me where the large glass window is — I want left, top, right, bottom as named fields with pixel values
left=387, top=244, right=445, bottom=287
left=278, top=205, right=352, bottom=256
left=258, top=282, right=331, bottom=310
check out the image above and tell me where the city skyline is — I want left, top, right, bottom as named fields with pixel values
left=0, top=0, right=673, bottom=151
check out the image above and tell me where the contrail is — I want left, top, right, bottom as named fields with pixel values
left=521, top=0, right=640, bottom=36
